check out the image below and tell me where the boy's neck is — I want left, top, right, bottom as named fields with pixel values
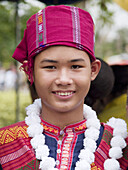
left=41, top=106, right=84, bottom=130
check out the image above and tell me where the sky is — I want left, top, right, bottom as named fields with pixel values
left=87, top=1, right=128, bottom=40
left=105, top=3, right=128, bottom=39
left=25, top=0, right=45, bottom=8
left=112, top=3, right=128, bottom=30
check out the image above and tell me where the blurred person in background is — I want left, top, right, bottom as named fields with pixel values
left=0, top=63, right=5, bottom=91
left=4, top=63, right=17, bottom=90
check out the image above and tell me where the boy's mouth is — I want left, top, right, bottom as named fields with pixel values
left=52, top=91, right=75, bottom=96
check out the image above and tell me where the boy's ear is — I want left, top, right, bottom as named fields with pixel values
left=22, top=60, right=32, bottom=82
left=91, top=59, right=101, bottom=81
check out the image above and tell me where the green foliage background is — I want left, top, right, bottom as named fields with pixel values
left=0, top=1, right=43, bottom=128
left=0, top=1, right=43, bottom=67
left=0, top=90, right=31, bottom=128
left=0, top=3, right=15, bottom=65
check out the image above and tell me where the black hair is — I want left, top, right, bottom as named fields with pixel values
left=85, top=58, right=115, bottom=106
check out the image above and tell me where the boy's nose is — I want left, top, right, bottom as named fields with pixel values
left=55, top=69, right=73, bottom=86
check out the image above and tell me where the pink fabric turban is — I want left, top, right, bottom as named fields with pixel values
left=12, top=5, right=96, bottom=83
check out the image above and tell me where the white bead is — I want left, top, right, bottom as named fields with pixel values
left=58, top=140, right=62, bottom=145
left=56, top=160, right=60, bottom=165
left=60, top=130, right=64, bottom=135
left=57, top=149, right=61, bottom=154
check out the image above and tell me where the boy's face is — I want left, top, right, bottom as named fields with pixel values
left=33, top=46, right=100, bottom=113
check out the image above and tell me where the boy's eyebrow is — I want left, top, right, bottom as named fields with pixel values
left=40, top=58, right=85, bottom=63
left=69, top=58, right=85, bottom=62
left=40, top=59, right=58, bottom=63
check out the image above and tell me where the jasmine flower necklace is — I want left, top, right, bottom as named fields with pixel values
left=25, top=99, right=127, bottom=170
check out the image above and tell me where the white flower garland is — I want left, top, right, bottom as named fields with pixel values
left=25, top=99, right=127, bottom=170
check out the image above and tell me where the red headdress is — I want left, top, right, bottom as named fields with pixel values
left=12, top=5, right=96, bottom=83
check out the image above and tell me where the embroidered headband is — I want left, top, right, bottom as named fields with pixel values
left=12, top=5, right=96, bottom=83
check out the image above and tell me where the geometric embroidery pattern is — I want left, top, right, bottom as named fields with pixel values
left=41, top=122, right=86, bottom=136
left=42, top=123, right=58, bottom=135
left=102, top=129, right=112, bottom=146
left=18, top=159, right=40, bottom=170
left=75, top=123, right=86, bottom=131
left=0, top=125, right=28, bottom=145
left=91, top=162, right=101, bottom=170
left=37, top=10, right=44, bottom=47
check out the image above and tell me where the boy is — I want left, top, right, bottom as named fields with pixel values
left=0, top=5, right=128, bottom=170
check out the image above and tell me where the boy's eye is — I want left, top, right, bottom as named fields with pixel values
left=71, top=65, right=82, bottom=69
left=43, top=66, right=56, bottom=69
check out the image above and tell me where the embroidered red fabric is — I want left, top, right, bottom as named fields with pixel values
left=0, top=121, right=128, bottom=170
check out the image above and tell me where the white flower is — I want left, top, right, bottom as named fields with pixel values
left=75, top=160, right=91, bottom=170
left=115, top=118, right=127, bottom=128
left=113, top=127, right=127, bottom=139
left=36, top=145, right=49, bottom=160
left=78, top=149, right=86, bottom=160
left=107, top=117, right=127, bottom=138
left=83, top=138, right=97, bottom=152
left=79, top=148, right=95, bottom=164
left=26, top=104, right=41, bottom=116
left=104, top=158, right=120, bottom=170
left=39, top=157, right=56, bottom=170
left=83, top=105, right=97, bottom=119
left=85, top=127, right=99, bottom=141
left=27, top=124, right=43, bottom=137
left=109, top=147, right=122, bottom=159
left=30, top=134, right=45, bottom=149
left=34, top=98, right=42, bottom=108
left=86, top=118, right=100, bottom=130
left=107, top=117, right=117, bottom=128
left=25, top=114, right=41, bottom=126
left=107, top=117, right=127, bottom=129
left=110, top=136, right=126, bottom=149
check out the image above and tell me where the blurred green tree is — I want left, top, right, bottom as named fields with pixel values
left=0, top=3, right=15, bottom=65
left=0, top=1, right=42, bottom=67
